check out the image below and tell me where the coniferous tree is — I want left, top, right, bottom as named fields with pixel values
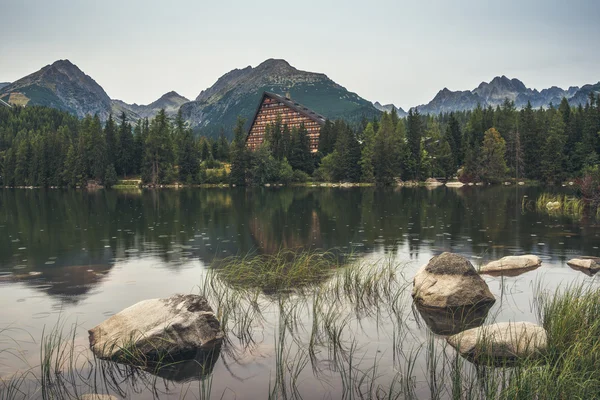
left=289, top=123, right=313, bottom=174
left=479, top=128, right=507, bottom=183
left=359, top=123, right=376, bottom=182
left=216, top=128, right=230, bottom=161
left=406, top=108, right=423, bottom=180
left=372, top=113, right=397, bottom=184
left=104, top=114, right=118, bottom=167
left=117, top=112, right=135, bottom=177
left=178, top=124, right=199, bottom=183
left=229, top=117, right=249, bottom=185
left=318, top=120, right=336, bottom=156
left=541, top=111, right=567, bottom=184
left=142, top=110, right=174, bottom=184
left=445, top=112, right=462, bottom=167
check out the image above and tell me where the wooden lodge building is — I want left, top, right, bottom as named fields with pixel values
left=246, top=92, right=326, bottom=153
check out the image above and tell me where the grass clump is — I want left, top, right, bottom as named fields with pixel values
left=535, top=193, right=584, bottom=218
left=213, top=249, right=339, bottom=292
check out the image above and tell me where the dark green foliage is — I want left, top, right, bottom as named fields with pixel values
left=1, top=92, right=599, bottom=188
left=479, top=128, right=508, bottom=183
left=116, top=112, right=135, bottom=177
left=288, top=123, right=314, bottom=175
left=318, top=120, right=336, bottom=156
left=445, top=113, right=462, bottom=167
left=406, top=108, right=423, bottom=180
left=104, top=114, right=117, bottom=167
left=104, top=164, right=118, bottom=188
left=142, top=110, right=174, bottom=185
left=178, top=123, right=200, bottom=184
left=229, top=117, right=249, bottom=185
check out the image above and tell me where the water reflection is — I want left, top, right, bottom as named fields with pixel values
left=415, top=303, right=493, bottom=336
left=0, top=186, right=598, bottom=303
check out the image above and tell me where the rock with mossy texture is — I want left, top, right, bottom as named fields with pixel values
left=88, top=294, right=223, bottom=361
left=447, top=322, right=547, bottom=364
left=567, top=258, right=600, bottom=275
left=412, top=253, right=495, bottom=309
left=479, top=255, right=541, bottom=276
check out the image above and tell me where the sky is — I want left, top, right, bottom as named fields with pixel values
left=1, top=0, right=599, bottom=110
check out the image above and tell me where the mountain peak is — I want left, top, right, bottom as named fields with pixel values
left=257, top=58, right=292, bottom=68
left=51, top=59, right=75, bottom=68
left=159, top=90, right=185, bottom=99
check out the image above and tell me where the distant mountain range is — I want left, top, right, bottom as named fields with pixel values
left=113, top=91, right=189, bottom=119
left=1, top=60, right=598, bottom=137
left=415, top=76, right=599, bottom=114
left=372, top=102, right=407, bottom=117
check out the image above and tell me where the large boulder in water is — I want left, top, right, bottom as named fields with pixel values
left=88, top=294, right=223, bottom=361
left=412, top=252, right=495, bottom=309
left=447, top=322, right=547, bottom=364
left=479, top=255, right=541, bottom=276
left=567, top=258, right=600, bottom=275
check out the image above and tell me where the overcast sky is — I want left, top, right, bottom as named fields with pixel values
left=1, top=0, right=599, bottom=109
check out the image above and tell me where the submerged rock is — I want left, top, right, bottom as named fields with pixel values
left=425, top=178, right=444, bottom=186
left=447, top=322, right=547, bottom=365
left=567, top=258, right=600, bottom=275
left=89, top=294, right=223, bottom=361
left=479, top=255, right=542, bottom=276
left=445, top=181, right=465, bottom=188
left=412, top=253, right=495, bottom=309
left=416, top=303, right=492, bottom=336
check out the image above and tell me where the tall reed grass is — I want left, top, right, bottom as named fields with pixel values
left=2, top=252, right=600, bottom=399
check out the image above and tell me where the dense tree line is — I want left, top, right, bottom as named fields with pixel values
left=234, top=93, right=600, bottom=185
left=0, top=107, right=230, bottom=187
left=1, top=93, right=599, bottom=188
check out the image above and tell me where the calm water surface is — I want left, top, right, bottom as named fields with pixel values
left=0, top=186, right=599, bottom=399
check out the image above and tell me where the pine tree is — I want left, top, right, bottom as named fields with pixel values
left=178, top=124, right=200, bottom=183
left=117, top=112, right=135, bottom=177
left=372, top=113, right=397, bottom=184
left=104, top=164, right=118, bottom=188
left=142, top=110, right=174, bottom=185
left=479, top=128, right=507, bottom=183
left=318, top=120, right=336, bottom=156
left=289, top=123, right=313, bottom=174
left=406, top=108, right=423, bottom=180
left=216, top=128, right=230, bottom=161
left=104, top=114, right=118, bottom=167
left=359, top=123, right=376, bottom=182
left=229, top=116, right=249, bottom=185
left=445, top=113, right=462, bottom=168
left=541, top=112, right=567, bottom=184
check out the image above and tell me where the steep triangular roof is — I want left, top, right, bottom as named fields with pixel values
left=248, top=92, right=326, bottom=134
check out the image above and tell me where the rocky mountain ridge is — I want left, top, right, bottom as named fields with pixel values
left=416, top=75, right=598, bottom=114
left=113, top=91, right=189, bottom=118
left=373, top=102, right=407, bottom=117
left=180, top=58, right=380, bottom=135
left=1, top=59, right=598, bottom=133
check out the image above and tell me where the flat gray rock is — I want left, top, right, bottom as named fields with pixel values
left=447, top=322, right=547, bottom=364
left=480, top=255, right=541, bottom=275
left=412, top=253, right=495, bottom=309
left=567, top=258, right=600, bottom=274
left=89, top=294, right=223, bottom=361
